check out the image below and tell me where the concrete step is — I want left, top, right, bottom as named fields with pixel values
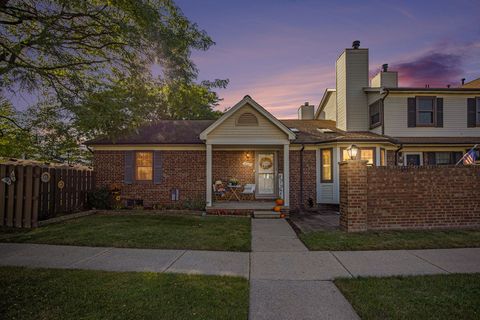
left=253, top=211, right=282, bottom=219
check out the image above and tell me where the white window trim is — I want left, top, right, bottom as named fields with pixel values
left=403, top=152, right=423, bottom=166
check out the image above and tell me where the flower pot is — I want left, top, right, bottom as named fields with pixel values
left=273, top=206, right=281, bottom=212
left=275, top=199, right=284, bottom=206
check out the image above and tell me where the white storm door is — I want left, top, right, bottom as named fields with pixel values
left=256, top=152, right=276, bottom=197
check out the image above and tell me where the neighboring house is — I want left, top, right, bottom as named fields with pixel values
left=86, top=42, right=480, bottom=210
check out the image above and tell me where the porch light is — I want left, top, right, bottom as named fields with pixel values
left=346, top=144, right=359, bottom=160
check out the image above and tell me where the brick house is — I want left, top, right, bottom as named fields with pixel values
left=87, top=42, right=480, bottom=213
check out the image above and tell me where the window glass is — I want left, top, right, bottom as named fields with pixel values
left=369, top=101, right=381, bottom=126
left=435, top=152, right=451, bottom=165
left=417, top=97, right=434, bottom=125
left=321, top=149, right=332, bottom=182
left=135, top=152, right=153, bottom=181
left=342, top=148, right=375, bottom=165
left=477, top=98, right=480, bottom=123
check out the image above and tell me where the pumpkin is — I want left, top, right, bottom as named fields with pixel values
left=275, top=199, right=284, bottom=206
left=273, top=206, right=281, bottom=212
left=280, top=213, right=286, bottom=218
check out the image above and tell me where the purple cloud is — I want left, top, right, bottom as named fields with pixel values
left=392, top=52, right=465, bottom=88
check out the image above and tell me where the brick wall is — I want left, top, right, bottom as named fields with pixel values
left=386, top=150, right=396, bottom=166
left=340, top=160, right=480, bottom=232
left=213, top=151, right=254, bottom=185
left=289, top=150, right=317, bottom=210
left=94, top=150, right=206, bottom=207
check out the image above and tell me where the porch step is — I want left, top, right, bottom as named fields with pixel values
left=253, top=211, right=282, bottom=219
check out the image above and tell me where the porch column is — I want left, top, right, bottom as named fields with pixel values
left=283, top=143, right=290, bottom=207
left=206, top=143, right=212, bottom=207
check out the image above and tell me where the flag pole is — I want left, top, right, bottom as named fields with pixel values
left=456, top=144, right=478, bottom=165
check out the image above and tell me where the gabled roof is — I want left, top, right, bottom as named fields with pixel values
left=199, top=95, right=296, bottom=140
left=315, top=88, right=336, bottom=119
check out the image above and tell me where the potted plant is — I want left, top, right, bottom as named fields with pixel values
left=228, top=178, right=239, bottom=186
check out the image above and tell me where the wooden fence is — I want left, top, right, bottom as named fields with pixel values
left=0, top=162, right=94, bottom=228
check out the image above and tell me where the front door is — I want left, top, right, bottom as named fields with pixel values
left=256, top=152, right=276, bottom=198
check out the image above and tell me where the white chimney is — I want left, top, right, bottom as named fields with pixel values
left=371, top=64, right=398, bottom=88
left=298, top=102, right=314, bottom=120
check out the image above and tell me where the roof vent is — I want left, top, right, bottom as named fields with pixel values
left=290, top=128, right=300, bottom=133
left=317, top=128, right=335, bottom=133
left=236, top=112, right=258, bottom=126
left=382, top=64, right=388, bottom=72
left=461, top=78, right=466, bottom=85
left=352, top=40, right=360, bottom=49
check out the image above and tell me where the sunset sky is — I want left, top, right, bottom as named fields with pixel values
left=177, top=0, right=480, bottom=118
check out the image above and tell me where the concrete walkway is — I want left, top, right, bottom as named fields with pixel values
left=1, top=222, right=480, bottom=319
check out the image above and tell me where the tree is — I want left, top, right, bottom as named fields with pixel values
left=0, top=0, right=227, bottom=153
left=0, top=97, right=34, bottom=158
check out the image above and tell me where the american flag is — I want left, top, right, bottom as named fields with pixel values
left=463, top=149, right=477, bottom=165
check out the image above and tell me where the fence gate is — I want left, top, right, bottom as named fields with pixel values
left=0, top=162, right=94, bottom=228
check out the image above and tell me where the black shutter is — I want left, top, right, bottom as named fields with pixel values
left=467, top=98, right=476, bottom=127
left=153, top=151, right=162, bottom=184
left=407, top=98, right=416, bottom=127
left=124, top=151, right=134, bottom=184
left=436, top=98, right=443, bottom=127
left=425, top=152, right=436, bottom=165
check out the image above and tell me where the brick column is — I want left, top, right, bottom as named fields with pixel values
left=339, top=160, right=368, bottom=232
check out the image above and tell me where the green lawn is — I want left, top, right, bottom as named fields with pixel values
left=335, top=274, right=480, bottom=320
left=299, top=229, right=480, bottom=251
left=0, top=213, right=251, bottom=251
left=0, top=266, right=249, bottom=320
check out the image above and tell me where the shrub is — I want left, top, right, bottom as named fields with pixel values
left=87, top=187, right=112, bottom=210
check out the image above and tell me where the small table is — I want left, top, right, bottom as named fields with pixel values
left=227, top=184, right=242, bottom=201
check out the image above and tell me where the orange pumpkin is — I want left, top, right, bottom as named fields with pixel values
left=275, top=199, right=284, bottom=206
left=273, top=206, right=281, bottom=212
left=280, top=213, right=286, bottom=218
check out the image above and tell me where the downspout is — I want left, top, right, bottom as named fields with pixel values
left=394, top=143, right=403, bottom=166
left=380, top=88, right=390, bottom=135
left=299, top=144, right=305, bottom=210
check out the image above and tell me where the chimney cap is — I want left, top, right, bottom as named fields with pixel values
left=352, top=40, right=360, bottom=49
left=461, top=78, right=466, bottom=85
left=382, top=64, right=388, bottom=72
left=304, top=102, right=309, bottom=106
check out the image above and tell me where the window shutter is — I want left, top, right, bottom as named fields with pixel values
left=467, top=98, right=476, bottom=127
left=436, top=98, right=443, bottom=127
left=124, top=151, right=134, bottom=184
left=153, top=151, right=162, bottom=184
left=407, top=98, right=416, bottom=127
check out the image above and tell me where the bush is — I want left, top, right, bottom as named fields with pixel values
left=87, top=187, right=112, bottom=210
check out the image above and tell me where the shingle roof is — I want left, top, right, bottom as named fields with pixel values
left=462, top=77, right=480, bottom=88
left=393, top=137, right=480, bottom=145
left=85, top=120, right=215, bottom=145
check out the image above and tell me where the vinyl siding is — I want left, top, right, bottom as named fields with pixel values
left=345, top=49, right=369, bottom=131
left=384, top=94, right=480, bottom=137
left=208, top=104, right=289, bottom=144
left=336, top=53, right=347, bottom=130
left=323, top=92, right=337, bottom=121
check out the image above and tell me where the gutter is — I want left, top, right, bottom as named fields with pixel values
left=299, top=144, right=305, bottom=210
left=394, top=144, right=403, bottom=166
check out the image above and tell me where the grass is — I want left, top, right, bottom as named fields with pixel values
left=0, top=213, right=251, bottom=251
left=299, top=229, right=480, bottom=251
left=0, top=266, right=249, bottom=320
left=335, top=273, right=480, bottom=320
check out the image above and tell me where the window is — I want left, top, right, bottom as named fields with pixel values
left=425, top=152, right=463, bottom=165
left=236, top=112, right=258, bottom=126
left=477, top=98, right=480, bottom=124
left=135, top=152, right=153, bottom=181
left=321, top=149, right=333, bottom=182
left=417, top=97, right=435, bottom=126
left=341, top=147, right=375, bottom=165
left=369, top=101, right=381, bottom=128
left=404, top=153, right=422, bottom=166
left=380, top=148, right=386, bottom=166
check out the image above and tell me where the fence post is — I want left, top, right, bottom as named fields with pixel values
left=339, top=160, right=368, bottom=232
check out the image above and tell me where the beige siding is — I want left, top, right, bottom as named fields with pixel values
left=345, top=49, right=369, bottom=131
left=384, top=94, right=480, bottom=137
left=323, top=92, right=337, bottom=121
left=208, top=104, right=289, bottom=144
left=336, top=53, right=347, bottom=130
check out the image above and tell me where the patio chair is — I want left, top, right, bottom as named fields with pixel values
left=241, top=184, right=255, bottom=200
left=213, top=181, right=226, bottom=201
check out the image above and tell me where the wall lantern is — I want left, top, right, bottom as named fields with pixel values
left=346, top=144, right=359, bottom=160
